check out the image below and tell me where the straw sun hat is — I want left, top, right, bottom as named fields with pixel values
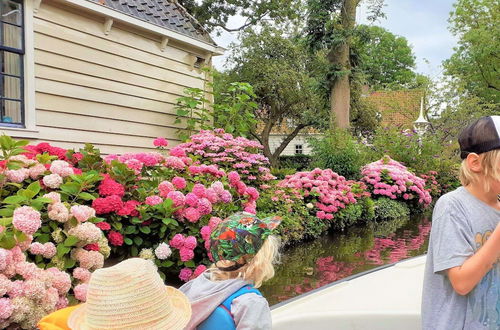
left=68, top=258, right=191, bottom=330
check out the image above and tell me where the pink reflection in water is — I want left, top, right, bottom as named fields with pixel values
left=269, top=219, right=432, bottom=304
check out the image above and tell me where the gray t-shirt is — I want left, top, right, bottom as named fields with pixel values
left=422, top=187, right=500, bottom=330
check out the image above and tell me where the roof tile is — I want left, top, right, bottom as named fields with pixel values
left=86, top=0, right=215, bottom=45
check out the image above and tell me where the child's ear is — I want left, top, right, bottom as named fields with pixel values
left=466, top=153, right=482, bottom=173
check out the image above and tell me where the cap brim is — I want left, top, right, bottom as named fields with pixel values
left=68, top=286, right=191, bottom=330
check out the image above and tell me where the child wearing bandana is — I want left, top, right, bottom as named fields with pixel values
left=180, top=212, right=281, bottom=330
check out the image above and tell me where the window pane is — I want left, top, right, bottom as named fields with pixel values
left=3, top=75, right=21, bottom=99
left=1, top=51, right=21, bottom=75
left=2, top=99, right=22, bottom=124
left=2, top=23, right=22, bottom=49
left=1, top=1, right=22, bottom=25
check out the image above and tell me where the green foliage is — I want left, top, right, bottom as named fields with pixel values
left=177, top=0, right=301, bottom=34
left=278, top=155, right=313, bottom=171
left=226, top=25, right=328, bottom=164
left=444, top=0, right=500, bottom=104
left=270, top=167, right=297, bottom=180
left=213, top=80, right=258, bottom=137
left=333, top=202, right=363, bottom=231
left=373, top=197, right=410, bottom=221
left=309, top=130, right=366, bottom=179
left=353, top=25, right=417, bottom=90
left=174, top=87, right=214, bottom=141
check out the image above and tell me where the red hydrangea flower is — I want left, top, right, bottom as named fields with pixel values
left=98, top=177, right=125, bottom=197
left=108, top=231, right=124, bottom=246
left=92, top=195, right=124, bottom=214
left=117, top=200, right=140, bottom=216
left=95, top=222, right=111, bottom=231
left=83, top=243, right=100, bottom=251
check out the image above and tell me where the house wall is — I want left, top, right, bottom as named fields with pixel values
left=1, top=1, right=210, bottom=154
left=268, top=135, right=317, bottom=156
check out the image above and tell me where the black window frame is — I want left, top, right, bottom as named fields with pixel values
left=295, top=144, right=303, bottom=155
left=0, top=0, right=25, bottom=128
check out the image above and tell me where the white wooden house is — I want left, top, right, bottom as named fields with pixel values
left=0, top=0, right=222, bottom=154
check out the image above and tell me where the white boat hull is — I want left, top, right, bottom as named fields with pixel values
left=271, top=255, right=426, bottom=330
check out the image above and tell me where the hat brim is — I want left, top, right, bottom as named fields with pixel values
left=67, top=286, right=191, bottom=330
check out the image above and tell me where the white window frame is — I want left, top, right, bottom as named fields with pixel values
left=0, top=0, right=37, bottom=138
left=295, top=144, right=303, bottom=155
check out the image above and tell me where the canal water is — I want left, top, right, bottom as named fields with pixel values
left=260, top=215, right=431, bottom=306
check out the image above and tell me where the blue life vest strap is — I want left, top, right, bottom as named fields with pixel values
left=198, top=285, right=262, bottom=330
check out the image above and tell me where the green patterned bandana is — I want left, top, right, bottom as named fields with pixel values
left=209, top=212, right=281, bottom=265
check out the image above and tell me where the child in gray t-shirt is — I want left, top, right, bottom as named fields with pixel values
left=422, top=116, right=500, bottom=330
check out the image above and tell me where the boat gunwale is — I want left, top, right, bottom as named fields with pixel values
left=270, top=254, right=427, bottom=310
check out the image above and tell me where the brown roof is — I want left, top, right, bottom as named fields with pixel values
left=367, top=89, right=424, bottom=129
left=88, top=0, right=216, bottom=45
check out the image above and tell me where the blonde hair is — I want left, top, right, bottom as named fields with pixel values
left=459, top=149, right=500, bottom=191
left=208, top=235, right=280, bottom=288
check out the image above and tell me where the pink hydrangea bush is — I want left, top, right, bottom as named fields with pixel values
left=277, top=168, right=370, bottom=221
left=0, top=245, right=71, bottom=328
left=174, top=129, right=275, bottom=187
left=361, top=156, right=432, bottom=207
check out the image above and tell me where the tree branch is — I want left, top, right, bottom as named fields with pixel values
left=272, top=123, right=308, bottom=159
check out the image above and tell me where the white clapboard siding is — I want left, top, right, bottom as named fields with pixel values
left=10, top=1, right=211, bottom=154
left=269, top=135, right=318, bottom=156
left=36, top=2, right=207, bottom=65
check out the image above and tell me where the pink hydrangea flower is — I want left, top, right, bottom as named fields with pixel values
left=74, top=283, right=88, bottom=302
left=42, top=192, right=61, bottom=204
left=46, top=267, right=72, bottom=295
left=185, top=193, right=199, bottom=207
left=145, top=195, right=163, bottom=206
left=48, top=202, right=69, bottom=223
left=200, top=226, right=211, bottom=241
left=42, top=242, right=56, bottom=259
left=166, top=191, right=185, bottom=207
left=183, top=236, right=197, bottom=250
left=92, top=195, right=124, bottom=214
left=43, top=173, right=63, bottom=189
left=169, top=234, right=185, bottom=249
left=68, top=223, right=102, bottom=243
left=73, top=267, right=91, bottom=283
left=172, top=177, right=187, bottom=190
left=183, top=207, right=201, bottom=223
left=179, top=248, right=194, bottom=262
left=49, top=160, right=74, bottom=177
left=29, top=242, right=45, bottom=255
left=5, top=168, right=29, bottom=183
left=204, top=188, right=218, bottom=203
left=12, top=206, right=41, bottom=235
left=208, top=217, right=222, bottom=230
left=169, top=146, right=186, bottom=158
left=158, top=181, right=175, bottom=198
left=56, top=296, right=69, bottom=309
left=179, top=268, right=193, bottom=282
left=219, top=191, right=232, bottom=203
left=192, top=184, right=206, bottom=198
left=117, top=200, right=140, bottom=217
left=154, top=243, right=172, bottom=260
left=165, top=156, right=186, bottom=170
left=193, top=265, right=207, bottom=278
left=29, top=163, right=46, bottom=179
left=196, top=198, right=212, bottom=215
left=153, top=137, right=169, bottom=147
left=0, top=298, right=13, bottom=319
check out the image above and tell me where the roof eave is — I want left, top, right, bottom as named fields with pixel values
left=55, top=0, right=224, bottom=55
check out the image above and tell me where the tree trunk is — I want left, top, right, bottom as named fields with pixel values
left=328, top=0, right=358, bottom=130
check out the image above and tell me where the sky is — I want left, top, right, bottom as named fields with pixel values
left=212, top=0, right=458, bottom=79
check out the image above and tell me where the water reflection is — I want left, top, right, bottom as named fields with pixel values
left=261, top=216, right=431, bottom=305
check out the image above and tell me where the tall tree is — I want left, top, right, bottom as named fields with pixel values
left=444, top=0, right=500, bottom=103
left=305, top=0, right=385, bottom=129
left=177, top=0, right=302, bottom=33
left=224, top=27, right=328, bottom=166
left=354, top=25, right=417, bottom=90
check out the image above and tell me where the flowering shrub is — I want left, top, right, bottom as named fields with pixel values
left=361, top=156, right=432, bottom=207
left=277, top=168, right=371, bottom=221
left=420, top=171, right=442, bottom=199
left=175, top=129, right=275, bottom=187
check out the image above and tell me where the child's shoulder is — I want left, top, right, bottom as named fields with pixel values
left=434, top=187, right=467, bottom=210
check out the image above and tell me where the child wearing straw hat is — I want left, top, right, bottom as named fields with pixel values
left=38, top=258, right=192, bottom=330
left=180, top=212, right=281, bottom=330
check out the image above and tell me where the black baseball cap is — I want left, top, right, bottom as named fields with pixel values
left=458, top=116, right=500, bottom=159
